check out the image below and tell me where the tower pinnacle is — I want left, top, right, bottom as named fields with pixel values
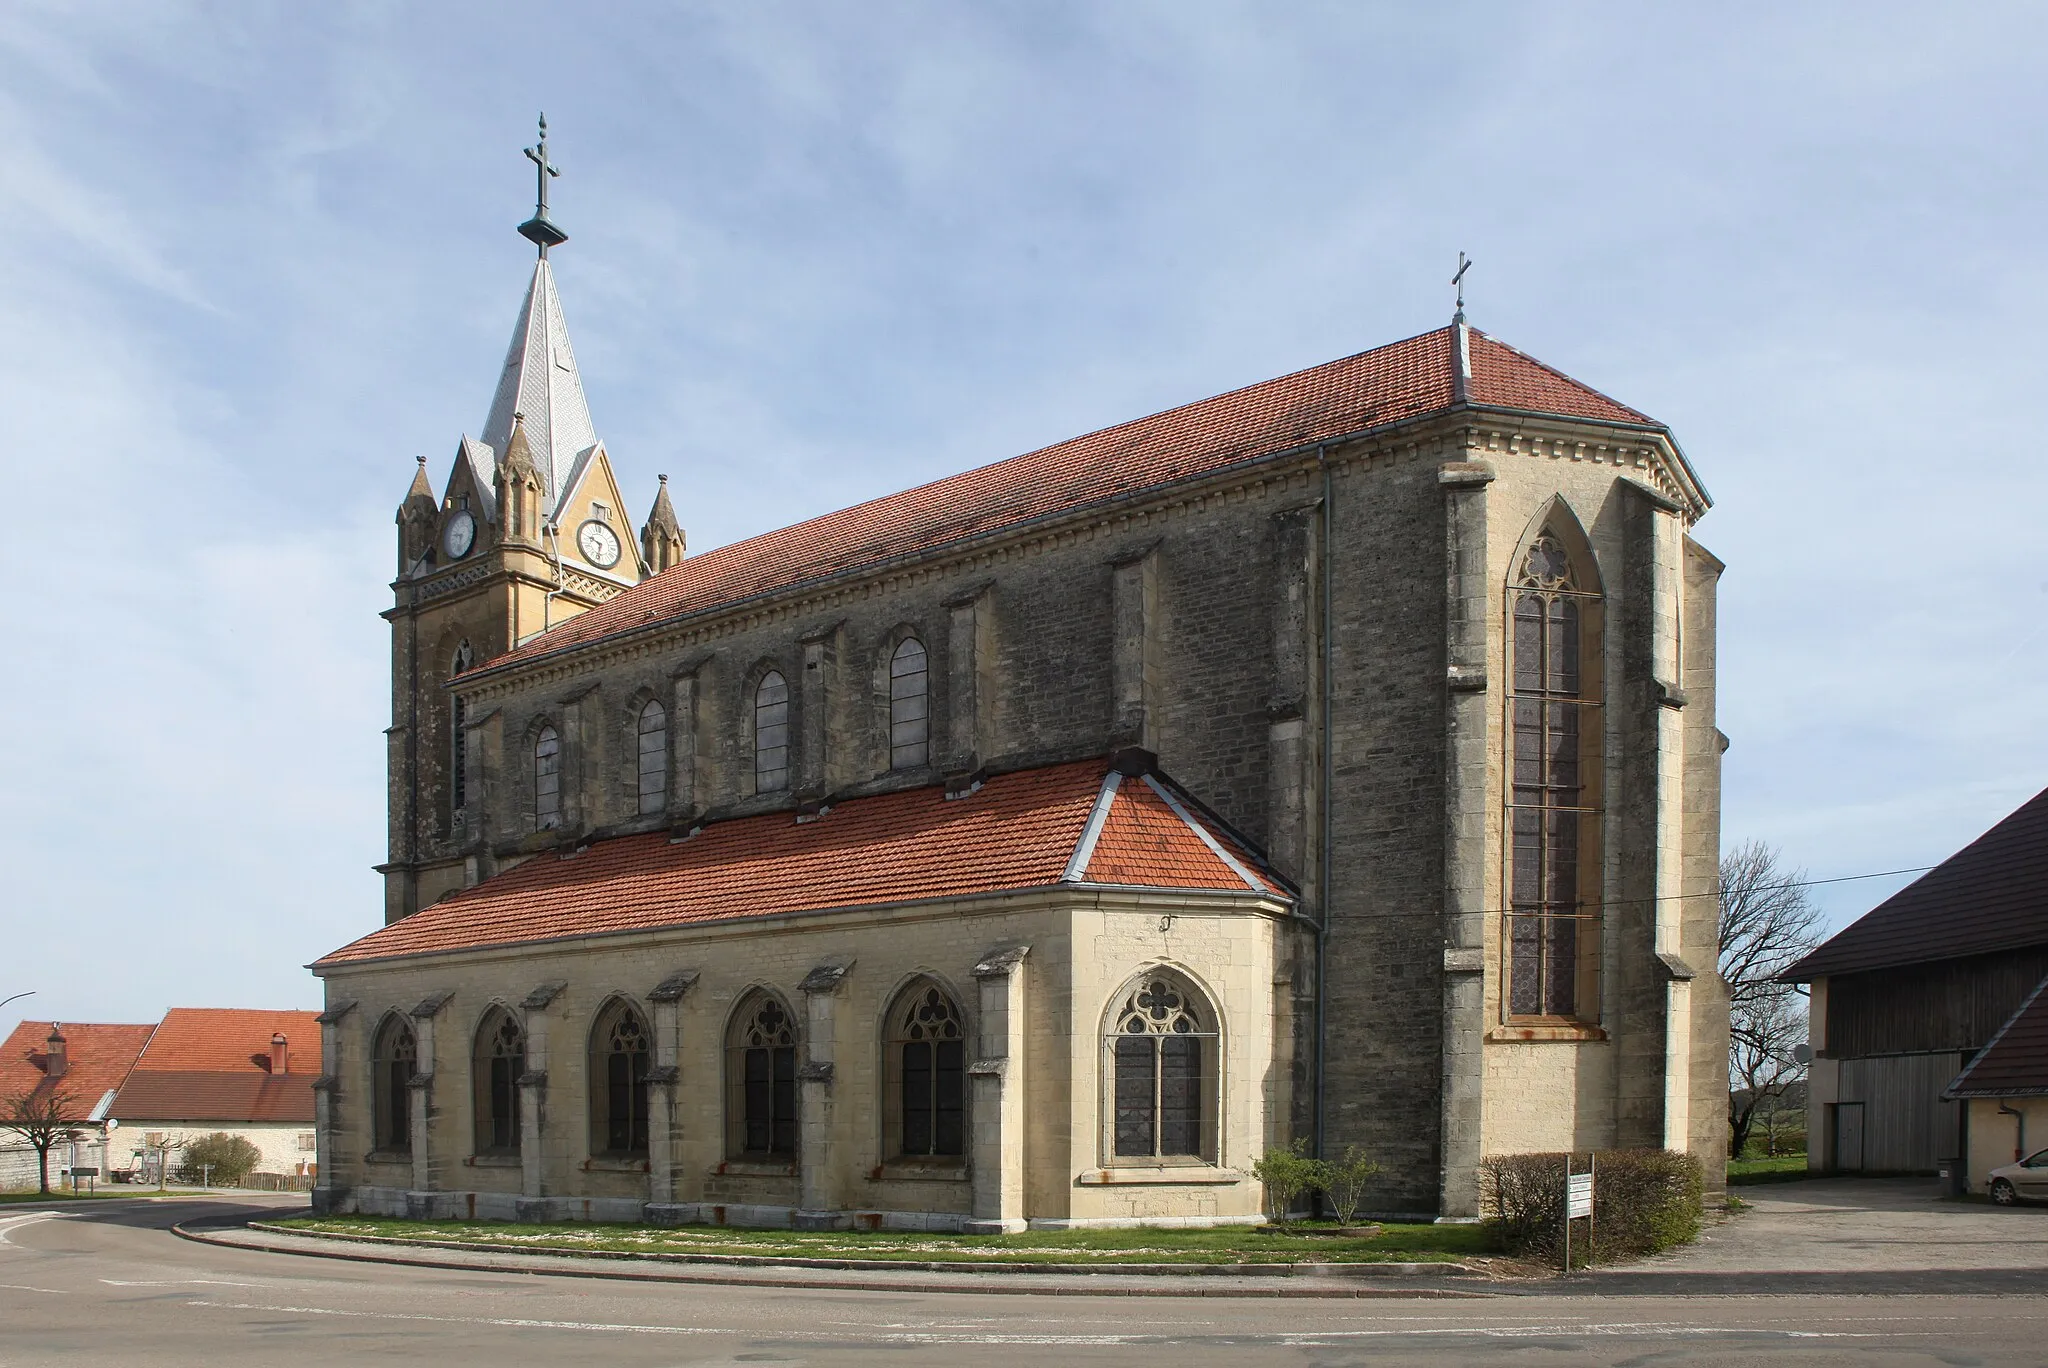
left=518, top=113, right=568, bottom=257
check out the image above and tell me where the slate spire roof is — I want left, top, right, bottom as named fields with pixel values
left=314, top=754, right=1291, bottom=968
left=473, top=258, right=599, bottom=518
left=474, top=323, right=1699, bottom=677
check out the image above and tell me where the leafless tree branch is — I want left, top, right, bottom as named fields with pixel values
left=1719, top=841, right=1826, bottom=1158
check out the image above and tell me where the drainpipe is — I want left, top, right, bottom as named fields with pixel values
left=1314, top=445, right=1334, bottom=1166
left=1999, top=1103, right=2025, bottom=1163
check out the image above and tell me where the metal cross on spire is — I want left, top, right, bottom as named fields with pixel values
left=1451, top=251, right=1473, bottom=324
left=518, top=113, right=569, bottom=257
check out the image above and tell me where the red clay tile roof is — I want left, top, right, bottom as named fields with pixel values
left=479, top=327, right=1659, bottom=673
left=316, top=758, right=1290, bottom=967
left=109, top=1009, right=321, bottom=1125
left=1947, top=975, right=2048, bottom=1098
left=1785, top=786, right=2048, bottom=980
left=128, top=1008, right=321, bottom=1074
left=111, top=1071, right=314, bottom=1125
left=0, top=1021, right=155, bottom=1118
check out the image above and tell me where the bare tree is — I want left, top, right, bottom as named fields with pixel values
left=1719, top=841, right=1826, bottom=1159
left=1, top=1089, right=82, bottom=1194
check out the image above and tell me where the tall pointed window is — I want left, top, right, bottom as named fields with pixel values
left=888, top=638, right=929, bottom=770
left=372, top=1015, right=417, bottom=1154
left=636, top=699, right=667, bottom=815
left=473, top=1008, right=524, bottom=1155
left=754, top=672, right=789, bottom=794
left=726, top=992, right=798, bottom=1159
left=1104, top=972, right=1219, bottom=1162
left=588, top=1000, right=651, bottom=1157
left=1506, top=529, right=1603, bottom=1021
left=885, top=981, right=965, bottom=1159
left=450, top=641, right=474, bottom=821
left=534, top=725, right=561, bottom=829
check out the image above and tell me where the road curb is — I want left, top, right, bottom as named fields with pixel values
left=172, top=1220, right=1493, bottom=1299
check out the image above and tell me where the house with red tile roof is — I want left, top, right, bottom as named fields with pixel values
left=110, top=1008, right=321, bottom=1183
left=0, top=1020, right=153, bottom=1189
left=326, top=166, right=1726, bottom=1228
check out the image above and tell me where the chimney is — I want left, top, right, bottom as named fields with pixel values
left=44, top=1027, right=68, bottom=1080
left=270, top=1032, right=289, bottom=1075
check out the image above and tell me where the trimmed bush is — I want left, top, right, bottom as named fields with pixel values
left=1250, top=1139, right=1322, bottom=1222
left=173, top=1133, right=263, bottom=1186
left=1479, top=1148, right=1704, bottom=1264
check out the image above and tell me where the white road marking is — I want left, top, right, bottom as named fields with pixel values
left=185, top=1302, right=1881, bottom=1345
left=0, top=1282, right=70, bottom=1293
left=0, top=1213, right=67, bottom=1248
left=103, top=1278, right=258, bottom=1287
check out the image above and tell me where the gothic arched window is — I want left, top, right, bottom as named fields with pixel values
left=1506, top=527, right=1603, bottom=1021
left=472, top=1008, right=524, bottom=1155
left=450, top=640, right=474, bottom=820
left=588, top=999, right=651, bottom=1157
left=726, top=992, right=798, bottom=1159
left=1104, top=972, right=1219, bottom=1162
left=371, top=1015, right=417, bottom=1154
left=754, top=672, right=789, bottom=794
left=534, top=725, right=562, bottom=829
left=885, top=981, right=964, bottom=1159
left=888, top=637, right=929, bottom=770
left=636, top=699, right=667, bottom=815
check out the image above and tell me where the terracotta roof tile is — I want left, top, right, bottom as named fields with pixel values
left=128, top=1008, right=321, bottom=1074
left=1786, top=786, right=2048, bottom=980
left=1948, top=975, right=2048, bottom=1097
left=111, top=1071, right=314, bottom=1125
left=316, top=759, right=1291, bottom=968
left=0, top=1021, right=155, bottom=1117
left=480, top=327, right=1658, bottom=673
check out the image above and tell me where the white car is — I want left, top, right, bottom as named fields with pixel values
left=1986, top=1148, right=2048, bottom=1205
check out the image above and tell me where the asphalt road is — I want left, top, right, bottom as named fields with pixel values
left=4, top=1196, right=2047, bottom=1367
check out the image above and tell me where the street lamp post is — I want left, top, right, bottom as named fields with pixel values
left=0, top=991, right=34, bottom=1015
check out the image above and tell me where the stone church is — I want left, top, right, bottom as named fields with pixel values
left=312, top=138, right=1729, bottom=1229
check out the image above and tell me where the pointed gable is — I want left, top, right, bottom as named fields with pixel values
left=479, top=259, right=599, bottom=518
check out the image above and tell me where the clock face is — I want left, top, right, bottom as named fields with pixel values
left=442, top=509, right=476, bottom=559
left=577, top=518, right=622, bottom=569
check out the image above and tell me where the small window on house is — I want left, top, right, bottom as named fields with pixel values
left=451, top=641, right=474, bottom=818
left=297, top=1132, right=317, bottom=1152
left=1104, top=972, right=1219, bottom=1163
left=534, top=725, right=562, bottom=829
left=588, top=999, right=651, bottom=1157
left=726, top=992, right=798, bottom=1159
left=473, top=1008, right=525, bottom=1155
left=372, top=1016, right=417, bottom=1154
left=636, top=699, right=667, bottom=816
left=889, top=638, right=929, bottom=770
left=885, top=981, right=964, bottom=1159
left=1505, top=528, right=1603, bottom=1021
left=754, top=672, right=789, bottom=794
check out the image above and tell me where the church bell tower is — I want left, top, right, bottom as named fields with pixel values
left=379, top=117, right=664, bottom=923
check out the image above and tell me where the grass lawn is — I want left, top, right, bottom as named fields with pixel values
left=1728, top=1154, right=1810, bottom=1184
left=0, top=1187, right=175, bottom=1203
left=271, top=1215, right=1495, bottom=1265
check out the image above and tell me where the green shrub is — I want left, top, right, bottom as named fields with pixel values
left=1320, top=1146, right=1380, bottom=1225
left=1250, top=1139, right=1322, bottom=1222
left=1479, top=1148, right=1704, bottom=1265
left=173, top=1132, right=263, bottom=1186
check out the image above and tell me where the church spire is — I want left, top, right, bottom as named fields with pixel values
left=641, top=473, right=686, bottom=574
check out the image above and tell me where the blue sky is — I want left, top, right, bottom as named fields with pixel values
left=4, top=2, right=2046, bottom=1039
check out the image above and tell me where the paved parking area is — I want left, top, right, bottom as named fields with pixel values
left=1640, top=1177, right=2048, bottom=1272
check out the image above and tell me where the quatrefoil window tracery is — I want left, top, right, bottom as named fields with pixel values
left=1518, top=535, right=1578, bottom=592
left=1116, top=978, right=1204, bottom=1036
left=900, top=986, right=962, bottom=1042
left=740, top=997, right=796, bottom=1049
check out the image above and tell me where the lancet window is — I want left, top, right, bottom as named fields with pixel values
left=372, top=1015, right=417, bottom=1154
left=1506, top=527, right=1604, bottom=1021
left=754, top=672, right=789, bottom=794
left=473, top=1008, right=524, bottom=1154
left=588, top=1000, right=651, bottom=1156
left=726, top=992, right=798, bottom=1159
left=889, top=638, right=929, bottom=770
left=636, top=699, right=667, bottom=815
left=886, top=981, right=964, bottom=1159
left=534, top=725, right=562, bottom=829
left=450, top=640, right=473, bottom=820
left=1104, top=972, right=1218, bottom=1162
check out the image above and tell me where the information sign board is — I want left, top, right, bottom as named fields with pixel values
left=1566, top=1171, right=1594, bottom=1219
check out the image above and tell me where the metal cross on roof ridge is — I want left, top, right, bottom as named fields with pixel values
left=518, top=113, right=569, bottom=257
left=1452, top=250, right=1473, bottom=323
